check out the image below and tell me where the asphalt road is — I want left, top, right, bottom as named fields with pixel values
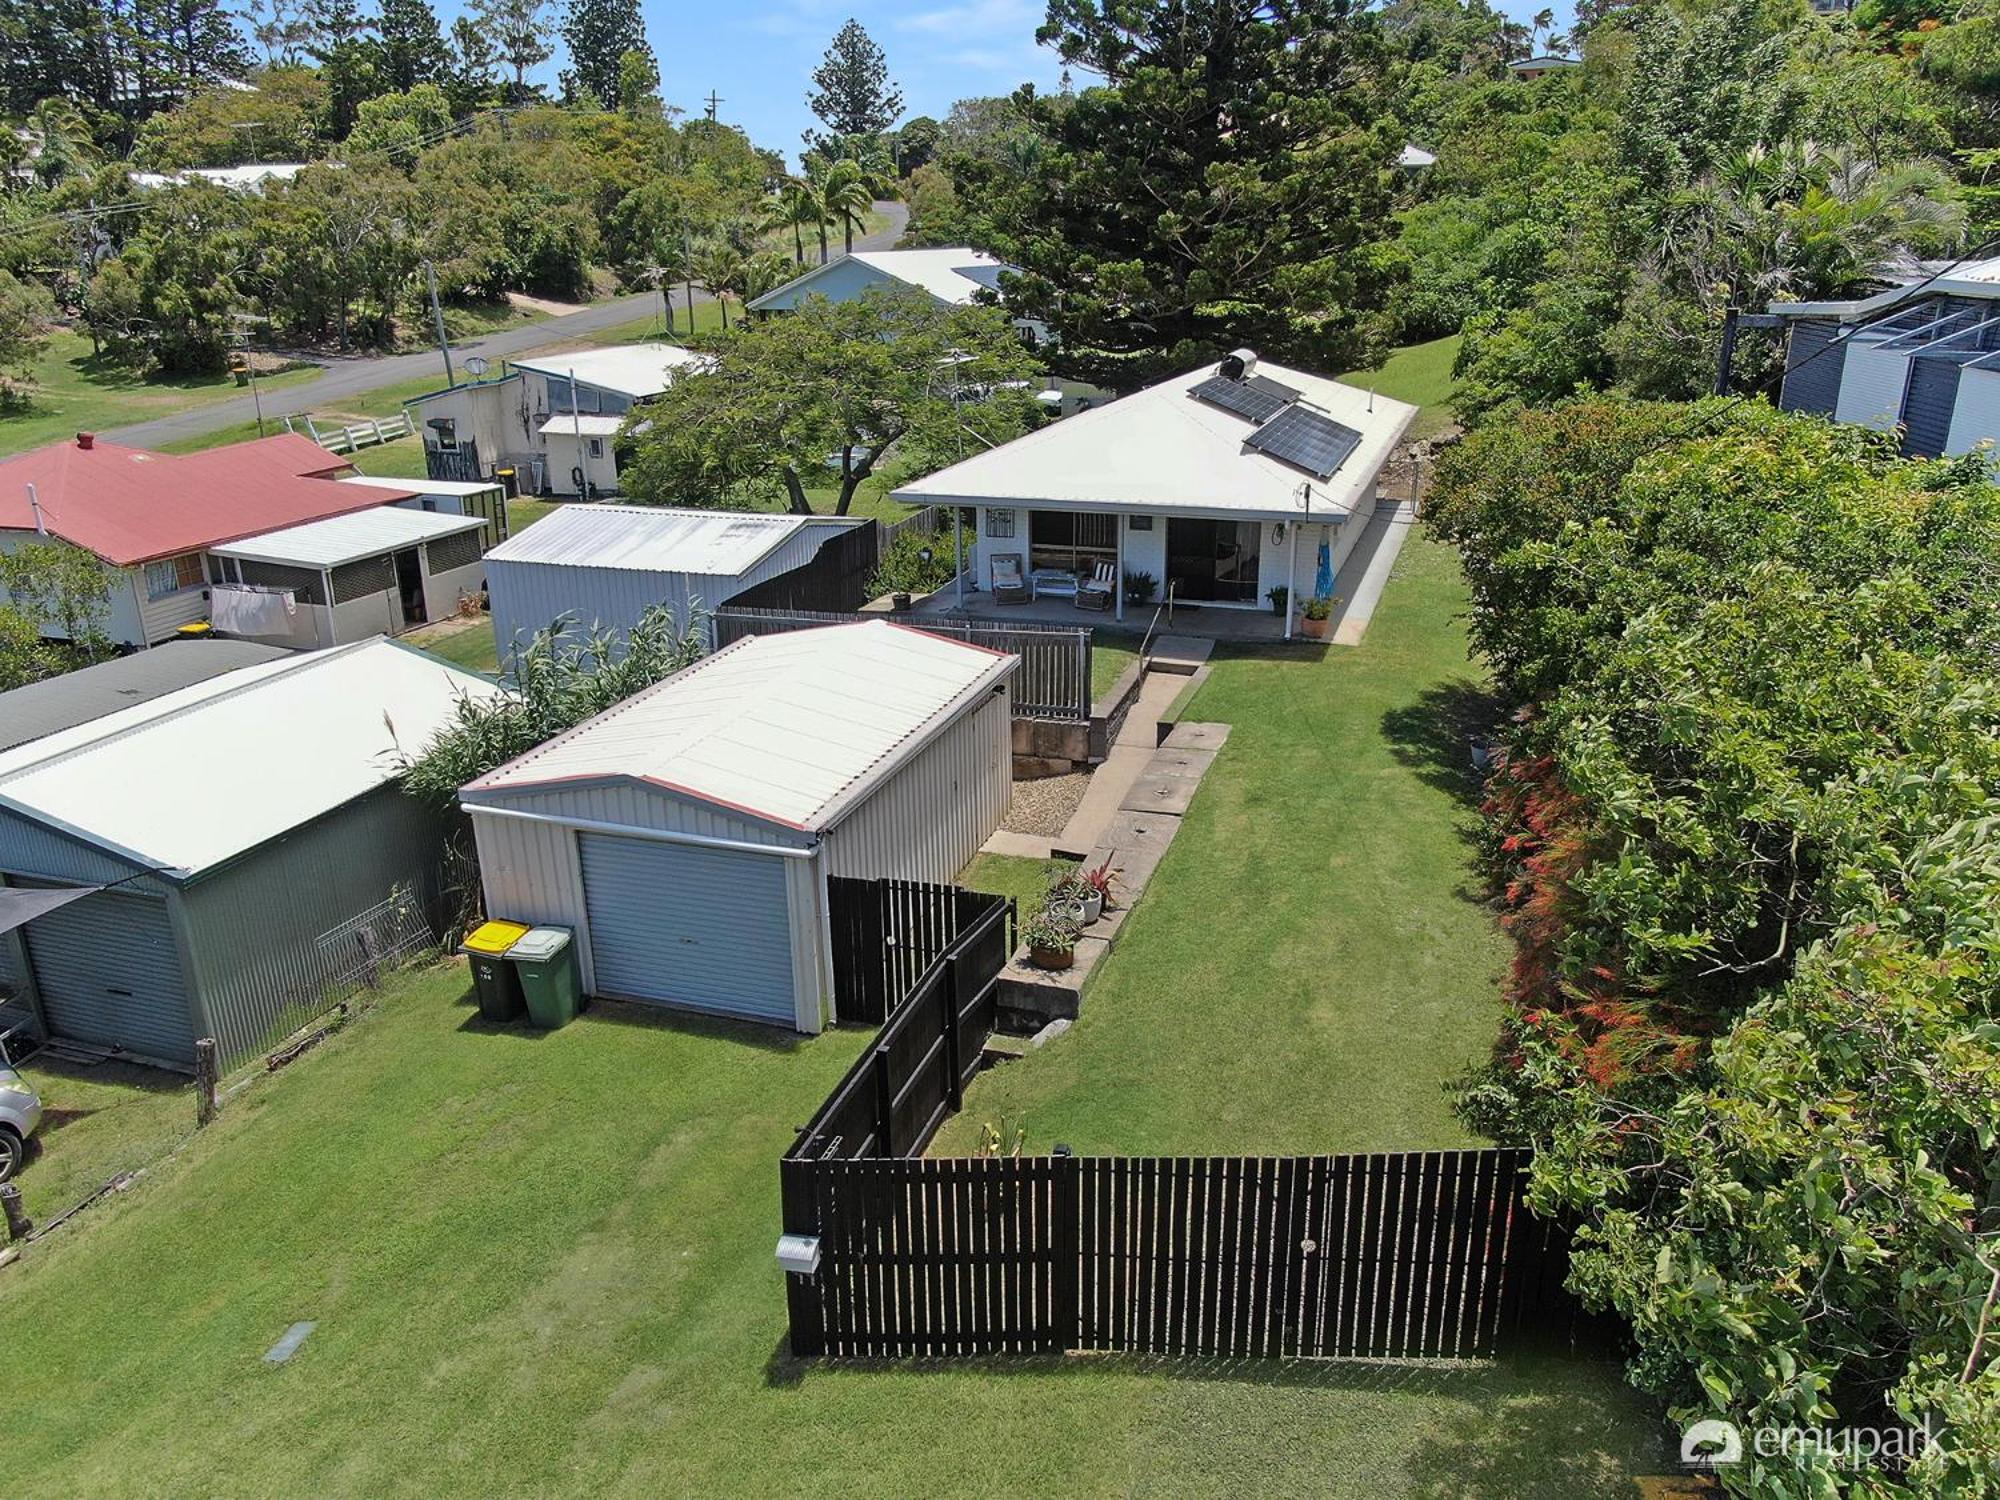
left=104, top=202, right=909, bottom=452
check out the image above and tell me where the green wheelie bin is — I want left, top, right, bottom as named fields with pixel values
left=508, top=926, right=582, bottom=1029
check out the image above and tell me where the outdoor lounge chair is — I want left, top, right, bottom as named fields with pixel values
left=990, top=552, right=1033, bottom=605
left=1076, top=561, right=1114, bottom=611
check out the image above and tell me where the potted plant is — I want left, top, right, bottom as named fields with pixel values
left=1266, top=584, right=1289, bottom=617
left=1082, top=854, right=1120, bottom=915
left=1047, top=870, right=1095, bottom=925
left=1121, top=569, right=1158, bottom=605
left=1024, top=909, right=1081, bottom=969
left=1300, top=594, right=1334, bottom=639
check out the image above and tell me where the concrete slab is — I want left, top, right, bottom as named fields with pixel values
left=1162, top=720, right=1232, bottom=754
left=1145, top=744, right=1217, bottom=781
left=1147, top=634, right=1214, bottom=674
left=1120, top=768, right=1204, bottom=816
left=981, top=828, right=1057, bottom=860
left=1328, top=506, right=1415, bottom=647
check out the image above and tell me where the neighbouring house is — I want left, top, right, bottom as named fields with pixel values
left=891, top=350, right=1418, bottom=637
left=0, top=638, right=290, bottom=754
left=337, top=475, right=511, bottom=549
left=1508, top=56, right=1579, bottom=80
left=745, top=248, right=1099, bottom=415
left=1397, top=144, right=1438, bottom=170
left=206, top=506, right=491, bottom=648
left=0, top=638, right=501, bottom=1070
left=461, top=620, right=1016, bottom=1032
left=1769, top=258, right=2000, bottom=460
left=128, top=162, right=310, bottom=194
left=482, top=504, right=875, bottom=659
left=404, top=343, right=707, bottom=498
left=0, top=431, right=428, bottom=649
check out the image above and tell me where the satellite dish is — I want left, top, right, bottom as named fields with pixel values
left=464, top=355, right=490, bottom=378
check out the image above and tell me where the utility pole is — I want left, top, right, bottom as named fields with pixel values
left=424, top=259, right=455, bottom=387
left=704, top=90, right=722, bottom=121
left=683, top=229, right=696, bottom=330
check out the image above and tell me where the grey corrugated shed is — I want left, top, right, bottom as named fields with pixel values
left=0, top=640, right=292, bottom=753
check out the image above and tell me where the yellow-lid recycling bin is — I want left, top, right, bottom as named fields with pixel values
left=461, top=919, right=530, bottom=1022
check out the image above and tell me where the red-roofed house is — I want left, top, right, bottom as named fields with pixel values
left=0, top=432, right=490, bottom=649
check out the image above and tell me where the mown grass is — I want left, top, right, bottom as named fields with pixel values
left=5, top=1057, right=194, bottom=1223
left=1340, top=335, right=1463, bottom=441
left=0, top=332, right=320, bottom=457
left=0, top=534, right=1666, bottom=1497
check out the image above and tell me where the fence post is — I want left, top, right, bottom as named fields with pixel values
left=1078, top=631, right=1092, bottom=717
left=0, top=1182, right=30, bottom=1241
left=194, top=1037, right=219, bottom=1126
left=779, top=1158, right=825, bottom=1357
left=1053, top=1150, right=1081, bottom=1351
left=872, top=1043, right=895, bottom=1157
left=940, top=955, right=963, bottom=1111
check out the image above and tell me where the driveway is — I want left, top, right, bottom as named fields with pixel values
left=105, top=202, right=908, bottom=451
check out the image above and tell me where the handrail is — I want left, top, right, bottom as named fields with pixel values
left=1138, top=579, right=1177, bottom=668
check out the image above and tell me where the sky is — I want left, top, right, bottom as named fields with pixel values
left=587, top=0, right=1068, bottom=167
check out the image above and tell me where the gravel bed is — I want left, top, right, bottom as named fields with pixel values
left=1002, top=770, right=1092, bottom=836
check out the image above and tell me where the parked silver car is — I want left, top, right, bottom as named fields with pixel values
left=0, top=1067, right=43, bottom=1181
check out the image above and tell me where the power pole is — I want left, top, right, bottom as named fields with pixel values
left=424, top=259, right=455, bottom=387
left=704, top=90, right=722, bottom=121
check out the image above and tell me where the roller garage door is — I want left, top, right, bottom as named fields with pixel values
left=577, top=834, right=798, bottom=1026
left=18, top=886, right=195, bottom=1063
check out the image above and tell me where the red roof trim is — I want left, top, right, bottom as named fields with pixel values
left=880, top=619, right=1015, bottom=658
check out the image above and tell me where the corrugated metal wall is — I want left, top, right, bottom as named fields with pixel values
left=1835, top=342, right=1913, bottom=430
left=822, top=685, right=1013, bottom=884
left=0, top=807, right=170, bottom=890
left=179, top=787, right=455, bottom=1066
left=469, top=780, right=808, bottom=849
left=1946, top=367, right=2000, bottom=456
left=486, top=527, right=839, bottom=660
left=1779, top=319, right=1847, bottom=415
left=1900, top=356, right=1964, bottom=458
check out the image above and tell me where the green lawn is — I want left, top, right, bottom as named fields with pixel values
left=1091, top=640, right=1140, bottom=701
left=1340, top=335, right=1462, bottom=441
left=6, top=1057, right=195, bottom=1224
left=961, top=851, right=1076, bottom=922
left=0, top=531, right=1667, bottom=1497
left=0, top=332, right=320, bottom=457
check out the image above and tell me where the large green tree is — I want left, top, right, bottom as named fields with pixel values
left=377, top=0, right=448, bottom=91
left=805, top=19, right=902, bottom=152
left=971, top=0, right=1402, bottom=390
left=469, top=0, right=553, bottom=104
left=620, top=287, right=1041, bottom=515
left=558, top=0, right=651, bottom=107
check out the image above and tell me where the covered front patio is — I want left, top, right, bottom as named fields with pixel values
left=909, top=578, right=1294, bottom=641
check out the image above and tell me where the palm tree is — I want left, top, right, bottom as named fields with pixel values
left=1530, top=8, right=1554, bottom=54
left=741, top=250, right=795, bottom=305
left=28, top=100, right=97, bottom=190
left=691, top=240, right=747, bottom=328
left=780, top=175, right=833, bottom=264
left=820, top=159, right=876, bottom=257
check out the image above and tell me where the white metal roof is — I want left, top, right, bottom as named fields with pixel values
left=748, top=248, right=1016, bottom=312
left=1769, top=256, right=2000, bottom=318
left=0, top=639, right=502, bottom=878
left=538, top=413, right=625, bottom=437
left=464, top=621, right=1017, bottom=831
left=338, top=476, right=502, bottom=498
left=893, top=356, right=1418, bottom=522
left=484, top=504, right=848, bottom=577
left=210, top=506, right=486, bottom=569
left=1398, top=144, right=1437, bottom=169
left=508, top=343, right=708, bottom=399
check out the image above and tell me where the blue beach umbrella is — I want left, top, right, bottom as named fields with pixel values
left=1314, top=537, right=1333, bottom=599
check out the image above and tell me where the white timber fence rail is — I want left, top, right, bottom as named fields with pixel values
left=713, top=607, right=1092, bottom=722
left=285, top=411, right=415, bottom=455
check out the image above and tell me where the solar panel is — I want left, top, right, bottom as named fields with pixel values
left=1244, top=404, right=1364, bottom=479
left=1189, top=373, right=1300, bottom=423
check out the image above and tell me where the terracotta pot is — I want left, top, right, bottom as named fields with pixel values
left=1030, top=943, right=1076, bottom=970
left=1301, top=614, right=1329, bottom=639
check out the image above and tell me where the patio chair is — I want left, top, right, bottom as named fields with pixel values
left=990, top=552, right=1033, bottom=605
left=1076, top=561, right=1114, bottom=612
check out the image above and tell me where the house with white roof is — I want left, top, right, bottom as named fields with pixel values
left=0, top=638, right=501, bottom=1069
left=892, top=351, right=1417, bottom=638
left=461, top=620, right=1016, bottom=1031
left=403, top=343, right=707, bottom=498
left=1769, top=255, right=2000, bottom=460
left=482, top=504, right=871, bottom=659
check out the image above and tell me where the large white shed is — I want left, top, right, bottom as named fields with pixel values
left=482, top=504, right=865, bottom=657
left=460, top=621, right=1017, bottom=1032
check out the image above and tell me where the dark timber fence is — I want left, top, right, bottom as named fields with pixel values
left=826, top=876, right=1009, bottom=1026
left=780, top=1147, right=1579, bottom=1360
left=714, top=608, right=1092, bottom=722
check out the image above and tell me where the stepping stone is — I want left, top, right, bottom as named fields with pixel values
left=1120, top=770, right=1201, bottom=816
left=1162, top=721, right=1230, bottom=753
left=1146, top=635, right=1214, bottom=674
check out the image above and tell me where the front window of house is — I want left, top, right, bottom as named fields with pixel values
left=145, top=551, right=206, bottom=599
left=1029, top=510, right=1116, bottom=579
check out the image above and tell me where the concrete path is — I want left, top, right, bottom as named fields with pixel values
left=1146, top=634, right=1214, bottom=674
left=1328, top=500, right=1417, bottom=647
left=1049, top=668, right=1187, bottom=859
left=102, top=203, right=910, bottom=451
